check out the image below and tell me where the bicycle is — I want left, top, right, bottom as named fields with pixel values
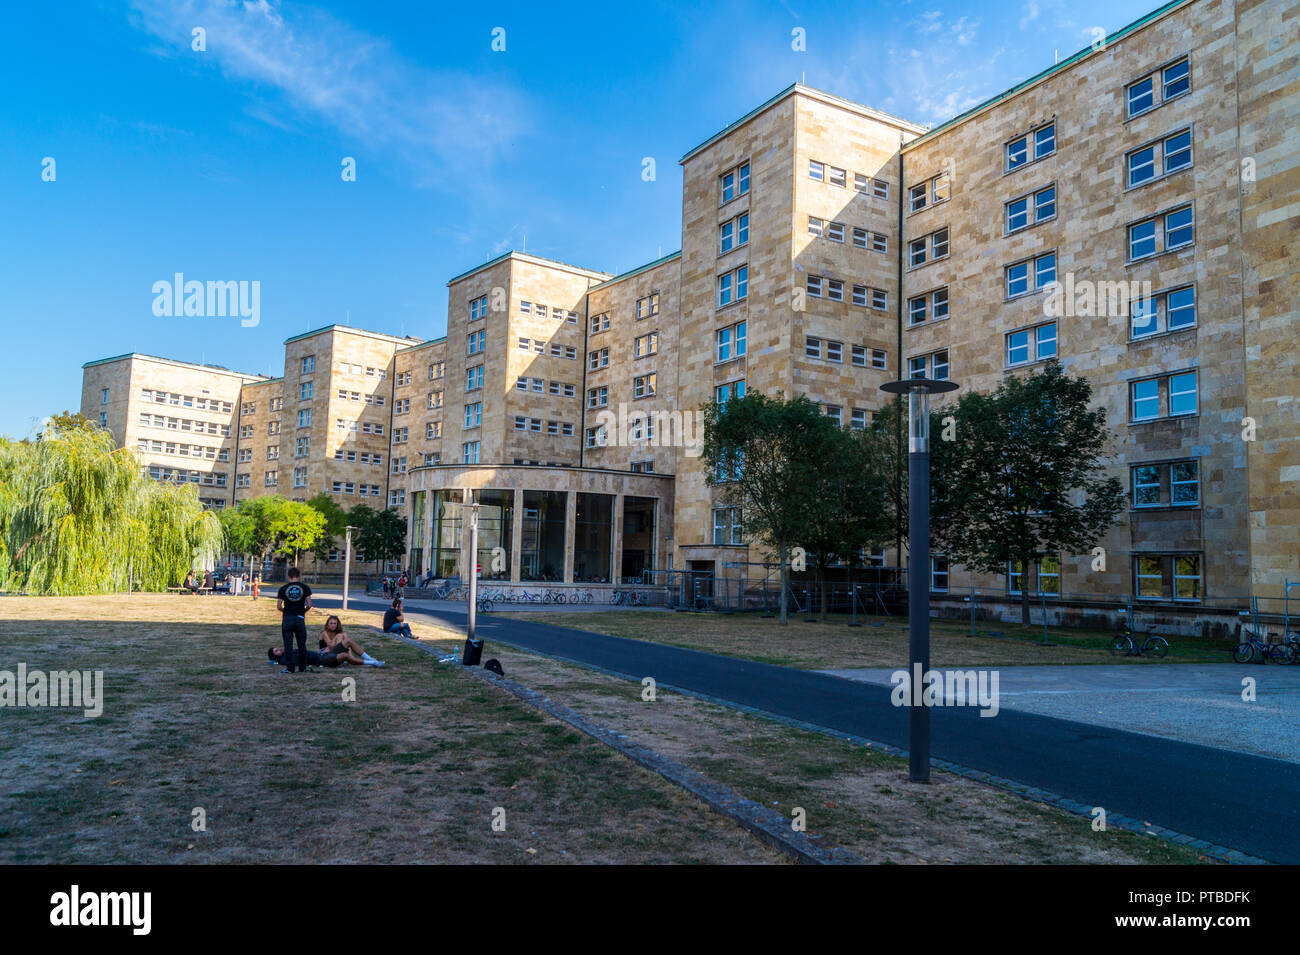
left=543, top=590, right=567, bottom=605
left=1108, top=626, right=1170, bottom=658
left=1233, top=633, right=1295, bottom=664
left=475, top=596, right=493, bottom=614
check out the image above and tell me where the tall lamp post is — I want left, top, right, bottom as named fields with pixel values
left=342, top=524, right=359, bottom=610
left=880, top=376, right=959, bottom=782
left=463, top=492, right=483, bottom=666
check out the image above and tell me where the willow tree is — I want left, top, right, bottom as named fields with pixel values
left=0, top=423, right=223, bottom=595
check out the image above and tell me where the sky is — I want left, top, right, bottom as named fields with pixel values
left=0, top=0, right=1162, bottom=438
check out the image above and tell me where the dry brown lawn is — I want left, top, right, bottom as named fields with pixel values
left=504, top=610, right=1234, bottom=669
left=0, top=594, right=781, bottom=864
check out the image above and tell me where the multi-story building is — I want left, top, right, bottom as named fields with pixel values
left=81, top=0, right=1297, bottom=612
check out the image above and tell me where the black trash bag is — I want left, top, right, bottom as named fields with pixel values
left=483, top=658, right=504, bottom=676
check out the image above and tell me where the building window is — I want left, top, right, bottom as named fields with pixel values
left=633, top=373, right=657, bottom=399
left=462, top=441, right=480, bottom=464
left=1005, top=251, right=1056, bottom=298
left=469, top=294, right=488, bottom=320
left=850, top=408, right=869, bottom=431
left=908, top=350, right=949, bottom=380
left=295, top=437, right=309, bottom=458
left=428, top=390, right=443, bottom=409
left=826, top=341, right=843, bottom=363
left=1005, top=122, right=1056, bottom=171
left=634, top=331, right=659, bottom=358
left=716, top=321, right=746, bottom=362
left=1005, top=322, right=1057, bottom=366
left=824, top=404, right=842, bottom=425
left=1130, top=370, right=1198, bottom=422
left=720, top=161, right=750, bottom=203
left=908, top=182, right=928, bottom=214
left=1005, top=184, right=1056, bottom=233
left=931, top=557, right=949, bottom=593
left=1127, top=128, right=1193, bottom=187
left=636, top=293, right=660, bottom=319
left=712, top=507, right=743, bottom=545
left=299, top=381, right=313, bottom=401
left=301, top=355, right=315, bottom=374
left=1132, top=459, right=1199, bottom=508
left=826, top=221, right=845, bottom=243
left=584, top=426, right=606, bottom=449
left=587, top=386, right=608, bottom=408
left=805, top=335, right=822, bottom=359
left=589, top=312, right=610, bottom=334
left=465, top=365, right=483, bottom=391
left=717, top=266, right=748, bottom=307
left=1128, top=204, right=1194, bottom=261
left=463, top=402, right=482, bottom=429
left=296, top=409, right=311, bottom=428
left=715, top=379, right=745, bottom=406
left=429, top=361, right=445, bottom=380
left=425, top=421, right=441, bottom=439
left=1127, top=56, right=1191, bottom=118
left=1008, top=557, right=1059, bottom=596
left=720, top=214, right=749, bottom=253
left=808, top=160, right=824, bottom=182
left=1131, top=285, right=1196, bottom=339
left=467, top=329, right=485, bottom=355
left=1135, top=553, right=1202, bottom=601
left=908, top=227, right=948, bottom=268
left=588, top=348, right=609, bottom=370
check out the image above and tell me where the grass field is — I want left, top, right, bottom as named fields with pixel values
left=0, top=594, right=1212, bottom=864
left=502, top=610, right=1237, bottom=669
left=0, top=594, right=780, bottom=864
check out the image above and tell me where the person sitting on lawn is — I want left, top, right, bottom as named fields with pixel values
left=318, top=615, right=385, bottom=667
left=184, top=570, right=197, bottom=593
left=383, top=598, right=414, bottom=639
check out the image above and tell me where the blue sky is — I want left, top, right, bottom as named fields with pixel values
left=0, top=0, right=1160, bottom=438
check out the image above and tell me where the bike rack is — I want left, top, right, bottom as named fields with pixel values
left=1285, top=580, right=1300, bottom=638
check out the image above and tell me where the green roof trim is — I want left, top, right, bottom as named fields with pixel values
left=396, top=336, right=448, bottom=354
left=445, top=250, right=612, bottom=287
left=587, top=251, right=682, bottom=292
left=679, top=84, right=925, bottom=164
left=80, top=351, right=266, bottom=379
left=904, top=0, right=1195, bottom=148
left=282, top=324, right=420, bottom=347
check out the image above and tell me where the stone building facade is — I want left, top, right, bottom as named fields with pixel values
left=81, top=0, right=1296, bottom=605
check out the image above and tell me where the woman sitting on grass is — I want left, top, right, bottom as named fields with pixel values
left=383, top=599, right=414, bottom=639
left=318, top=615, right=385, bottom=667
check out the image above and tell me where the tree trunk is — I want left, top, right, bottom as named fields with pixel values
left=778, top=540, right=789, bottom=626
left=1021, top=582, right=1031, bottom=626
left=819, top=570, right=828, bottom=620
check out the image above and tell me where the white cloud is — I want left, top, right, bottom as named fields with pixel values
left=126, top=0, right=529, bottom=187
left=1019, top=0, right=1040, bottom=29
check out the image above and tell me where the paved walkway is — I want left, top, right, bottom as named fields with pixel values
left=317, top=591, right=1300, bottom=863
left=820, top=664, right=1300, bottom=764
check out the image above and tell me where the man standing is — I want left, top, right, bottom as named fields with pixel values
left=276, top=567, right=313, bottom=673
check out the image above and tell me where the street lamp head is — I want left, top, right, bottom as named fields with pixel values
left=879, top=377, right=960, bottom=396
left=880, top=378, right=959, bottom=453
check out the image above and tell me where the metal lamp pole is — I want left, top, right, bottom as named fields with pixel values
left=463, top=493, right=483, bottom=665
left=342, top=524, right=359, bottom=610
left=881, top=376, right=958, bottom=782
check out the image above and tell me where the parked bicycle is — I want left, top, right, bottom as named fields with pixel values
left=1233, top=632, right=1295, bottom=664
left=476, top=595, right=494, bottom=614
left=1108, top=626, right=1170, bottom=659
left=543, top=590, right=568, bottom=604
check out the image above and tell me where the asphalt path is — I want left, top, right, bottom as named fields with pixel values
left=317, top=592, right=1300, bottom=862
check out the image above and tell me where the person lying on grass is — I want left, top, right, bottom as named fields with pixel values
left=318, top=615, right=385, bottom=667
left=267, top=643, right=385, bottom=670
left=383, top=598, right=415, bottom=639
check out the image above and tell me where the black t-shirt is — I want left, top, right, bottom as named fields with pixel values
left=383, top=609, right=400, bottom=630
left=277, top=581, right=312, bottom=617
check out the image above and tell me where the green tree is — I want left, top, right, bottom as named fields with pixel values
left=801, top=425, right=893, bottom=618
left=702, top=393, right=830, bottom=625
left=932, top=360, right=1124, bottom=624
left=350, top=505, right=406, bottom=573
left=0, top=425, right=223, bottom=594
left=305, top=492, right=347, bottom=561
left=270, top=500, right=327, bottom=567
